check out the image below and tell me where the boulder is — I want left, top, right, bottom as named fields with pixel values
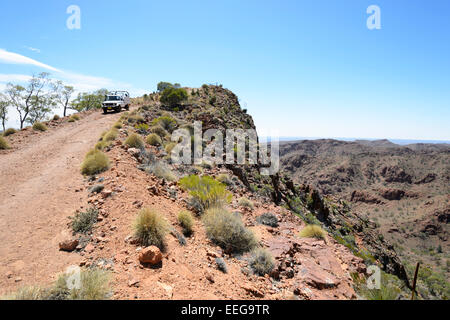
left=138, top=246, right=162, bottom=265
left=59, top=239, right=79, bottom=252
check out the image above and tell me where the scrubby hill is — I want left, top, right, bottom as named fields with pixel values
left=2, top=84, right=424, bottom=300
left=279, top=139, right=450, bottom=298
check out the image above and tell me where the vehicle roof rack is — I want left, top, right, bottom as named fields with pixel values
left=111, top=91, right=130, bottom=97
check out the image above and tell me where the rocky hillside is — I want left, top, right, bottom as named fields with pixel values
left=279, top=139, right=450, bottom=298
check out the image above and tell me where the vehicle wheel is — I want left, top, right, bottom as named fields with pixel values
left=125, top=105, right=129, bottom=111
left=103, top=109, right=107, bottom=114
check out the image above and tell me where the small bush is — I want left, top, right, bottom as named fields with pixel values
left=3, top=128, right=16, bottom=137
left=71, top=208, right=98, bottom=233
left=52, top=115, right=60, bottom=121
left=124, top=133, right=145, bottom=149
left=95, top=141, right=110, bottom=150
left=52, top=268, right=111, bottom=300
left=177, top=211, right=194, bottom=235
left=238, top=197, right=254, bottom=210
left=179, top=175, right=232, bottom=213
left=249, top=248, right=274, bottom=276
left=299, top=224, right=327, bottom=240
left=70, top=114, right=80, bottom=121
left=160, top=87, right=188, bottom=107
left=215, top=257, right=228, bottom=273
left=0, top=136, right=10, bottom=150
left=113, top=121, right=122, bottom=129
left=216, top=174, right=232, bottom=186
left=135, top=123, right=149, bottom=134
left=68, top=118, right=75, bottom=122
left=103, top=129, right=118, bottom=142
left=150, top=124, right=167, bottom=137
left=32, top=122, right=47, bottom=131
left=146, top=133, right=162, bottom=146
left=202, top=207, right=257, bottom=253
left=133, top=208, right=170, bottom=250
left=81, top=149, right=110, bottom=175
left=151, top=116, right=177, bottom=132
left=256, top=213, right=279, bottom=227
left=127, top=114, right=145, bottom=124
left=4, top=286, right=44, bottom=300
left=147, top=162, right=177, bottom=181
left=165, top=142, right=177, bottom=154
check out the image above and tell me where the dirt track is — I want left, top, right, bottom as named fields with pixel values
left=0, top=111, right=122, bottom=294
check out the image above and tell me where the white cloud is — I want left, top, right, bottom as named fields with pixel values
left=0, top=49, right=147, bottom=96
left=0, top=48, right=59, bottom=72
left=24, top=46, right=41, bottom=53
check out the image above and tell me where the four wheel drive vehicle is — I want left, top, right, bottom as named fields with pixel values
left=102, top=91, right=130, bottom=114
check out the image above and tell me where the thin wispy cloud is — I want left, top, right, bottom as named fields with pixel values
left=24, top=46, right=41, bottom=53
left=0, top=48, right=59, bottom=72
left=0, top=48, right=146, bottom=96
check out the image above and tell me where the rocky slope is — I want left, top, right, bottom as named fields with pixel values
left=279, top=139, right=449, bottom=298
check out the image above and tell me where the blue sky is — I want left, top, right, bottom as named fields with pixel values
left=0, top=0, right=449, bottom=140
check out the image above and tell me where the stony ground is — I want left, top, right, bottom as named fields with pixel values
left=0, top=110, right=123, bottom=294
left=0, top=106, right=367, bottom=299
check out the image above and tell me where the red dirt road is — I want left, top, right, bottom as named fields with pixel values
left=0, top=111, right=122, bottom=294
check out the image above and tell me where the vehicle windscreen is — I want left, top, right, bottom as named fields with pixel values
left=106, top=96, right=121, bottom=101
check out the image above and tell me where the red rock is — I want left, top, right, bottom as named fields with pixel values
left=84, top=243, right=95, bottom=253
left=138, top=246, right=162, bottom=265
left=241, top=284, right=264, bottom=298
left=59, top=239, right=79, bottom=252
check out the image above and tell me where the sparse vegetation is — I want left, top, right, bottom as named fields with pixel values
left=70, top=114, right=80, bottom=121
left=133, top=208, right=170, bottom=250
left=0, top=136, right=10, bottom=149
left=102, top=129, right=118, bottom=142
left=124, top=133, right=145, bottom=149
left=113, top=121, right=122, bottom=129
left=3, top=128, right=16, bottom=136
left=216, top=173, right=232, bottom=186
left=179, top=175, right=232, bottom=214
left=249, top=248, right=275, bottom=276
left=256, top=212, right=279, bottom=227
left=80, top=149, right=110, bottom=175
left=160, top=87, right=188, bottom=107
left=299, top=224, right=327, bottom=240
left=32, top=122, right=47, bottom=131
left=164, top=142, right=176, bottom=154
left=151, top=116, right=177, bottom=132
left=71, top=208, right=98, bottom=234
left=202, top=207, right=257, bottom=253
left=146, top=133, right=162, bottom=146
left=177, top=210, right=194, bottom=235
left=238, top=197, right=254, bottom=210
left=52, top=114, right=60, bottom=121
left=215, top=257, right=228, bottom=273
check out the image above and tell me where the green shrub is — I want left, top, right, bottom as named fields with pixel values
left=70, top=114, right=80, bottom=121
left=135, top=123, right=149, bottom=134
left=95, top=141, right=110, bottom=150
left=202, top=207, right=257, bottom=253
left=249, top=248, right=274, bottom=276
left=3, top=286, right=44, bottom=300
left=124, top=133, right=144, bottom=149
left=146, top=133, right=162, bottom=146
left=103, top=129, right=118, bottom=142
left=3, top=128, right=16, bottom=136
left=113, top=121, right=122, bottom=129
left=71, top=208, right=98, bottom=233
left=179, top=175, right=232, bottom=213
left=52, top=268, right=111, bottom=300
left=150, top=124, right=168, bottom=137
left=32, top=122, right=47, bottom=131
left=238, top=197, right=254, bottom=210
left=127, top=114, right=145, bottom=124
left=165, top=142, right=177, bottom=154
left=133, top=208, right=170, bottom=250
left=147, top=162, right=176, bottom=181
left=160, top=87, right=188, bottom=107
left=216, top=174, right=232, bottom=186
left=68, top=118, right=75, bottom=122
left=177, top=211, right=194, bottom=235
left=256, top=213, right=279, bottom=227
left=151, top=116, right=177, bottom=132
left=0, top=136, right=10, bottom=150
left=52, top=115, right=60, bottom=121
left=80, top=149, right=110, bottom=175
left=299, top=224, right=327, bottom=240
